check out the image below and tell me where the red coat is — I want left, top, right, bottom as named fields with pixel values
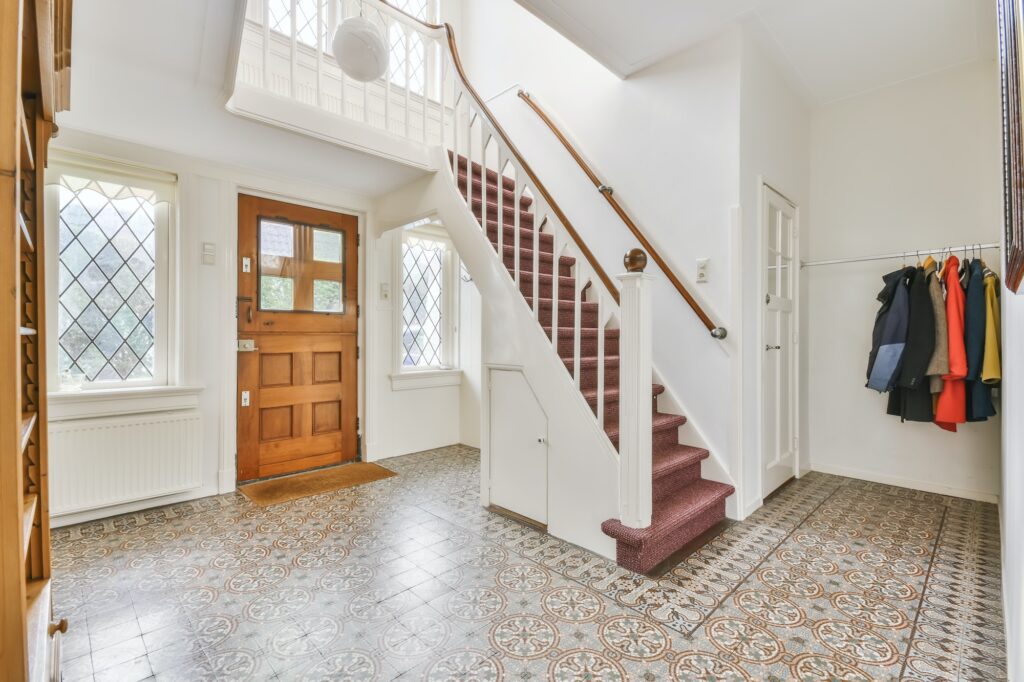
left=935, top=256, right=966, bottom=431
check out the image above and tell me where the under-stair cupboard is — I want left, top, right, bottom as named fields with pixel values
left=1, top=0, right=71, bottom=679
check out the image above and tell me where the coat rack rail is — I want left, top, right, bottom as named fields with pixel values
left=801, top=242, right=1000, bottom=268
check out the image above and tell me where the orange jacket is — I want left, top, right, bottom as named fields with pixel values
left=935, top=256, right=966, bottom=431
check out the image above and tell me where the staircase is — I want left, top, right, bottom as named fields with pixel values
left=456, top=155, right=733, bottom=574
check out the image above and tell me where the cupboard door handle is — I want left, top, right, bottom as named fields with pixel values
left=48, top=618, right=68, bottom=637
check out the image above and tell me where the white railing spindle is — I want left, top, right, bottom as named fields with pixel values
left=290, top=0, right=298, bottom=98
left=262, top=0, right=270, bottom=89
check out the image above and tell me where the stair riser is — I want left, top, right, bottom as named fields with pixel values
left=551, top=333, right=619, bottom=357
left=614, top=500, right=726, bottom=574
left=589, top=393, right=660, bottom=423
left=451, top=156, right=517, bottom=192
left=500, top=251, right=571, bottom=279
left=457, top=174, right=534, bottom=210
left=575, top=364, right=620, bottom=392
left=488, top=225, right=551, bottom=252
left=654, top=424, right=682, bottom=450
left=515, top=276, right=576, bottom=301
left=470, top=199, right=535, bottom=227
left=653, top=463, right=703, bottom=503
left=536, top=305, right=600, bottom=329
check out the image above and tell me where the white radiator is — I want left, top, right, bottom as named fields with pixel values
left=49, top=411, right=203, bottom=518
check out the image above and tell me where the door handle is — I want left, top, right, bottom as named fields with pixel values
left=247, top=305, right=253, bottom=323
left=765, top=345, right=781, bottom=351
left=537, top=437, right=545, bottom=444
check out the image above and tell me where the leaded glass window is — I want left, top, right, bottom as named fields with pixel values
left=401, top=234, right=446, bottom=368
left=55, top=172, right=166, bottom=385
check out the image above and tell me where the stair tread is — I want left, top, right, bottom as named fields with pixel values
left=512, top=270, right=575, bottom=285
left=604, top=411, right=686, bottom=440
left=544, top=326, right=617, bottom=337
left=500, top=243, right=574, bottom=264
left=563, top=354, right=620, bottom=368
left=581, top=383, right=664, bottom=405
left=601, top=479, right=734, bottom=545
left=653, top=444, right=709, bottom=478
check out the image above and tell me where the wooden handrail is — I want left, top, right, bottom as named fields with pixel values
left=372, top=0, right=620, bottom=304
left=517, top=90, right=726, bottom=338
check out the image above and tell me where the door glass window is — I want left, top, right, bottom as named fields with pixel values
left=259, top=219, right=345, bottom=313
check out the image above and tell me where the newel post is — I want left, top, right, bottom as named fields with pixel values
left=617, top=248, right=654, bottom=528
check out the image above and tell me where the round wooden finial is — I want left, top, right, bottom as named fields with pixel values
left=624, top=248, right=647, bottom=273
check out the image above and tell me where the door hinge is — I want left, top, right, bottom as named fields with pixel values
left=356, top=346, right=361, bottom=359
left=356, top=417, right=360, bottom=431
left=357, top=233, right=361, bottom=247
left=357, top=304, right=361, bottom=318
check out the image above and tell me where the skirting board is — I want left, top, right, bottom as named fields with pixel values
left=51, top=485, right=219, bottom=528
left=810, top=462, right=999, bottom=504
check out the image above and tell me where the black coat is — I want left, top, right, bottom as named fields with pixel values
left=887, top=267, right=936, bottom=422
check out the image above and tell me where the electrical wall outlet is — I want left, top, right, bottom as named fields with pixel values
left=696, top=258, right=710, bottom=283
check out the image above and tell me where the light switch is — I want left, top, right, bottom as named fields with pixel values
left=696, top=258, right=709, bottom=283
left=241, top=390, right=250, bottom=407
left=242, top=256, right=251, bottom=273
left=202, top=242, right=216, bottom=265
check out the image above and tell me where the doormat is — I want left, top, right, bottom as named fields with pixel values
left=239, top=462, right=396, bottom=506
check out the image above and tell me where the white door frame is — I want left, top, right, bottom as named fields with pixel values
left=757, top=179, right=801, bottom=497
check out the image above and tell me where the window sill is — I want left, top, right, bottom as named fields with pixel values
left=49, top=385, right=204, bottom=422
left=389, top=369, right=462, bottom=391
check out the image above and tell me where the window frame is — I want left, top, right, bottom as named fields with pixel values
left=393, top=223, right=459, bottom=376
left=45, top=153, right=178, bottom=393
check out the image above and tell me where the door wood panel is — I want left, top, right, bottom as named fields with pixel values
left=237, top=195, right=359, bottom=482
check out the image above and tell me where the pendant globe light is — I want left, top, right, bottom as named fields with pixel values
left=332, top=10, right=389, bottom=83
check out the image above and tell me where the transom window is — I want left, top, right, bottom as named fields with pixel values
left=50, top=161, right=174, bottom=389
left=400, top=230, right=454, bottom=369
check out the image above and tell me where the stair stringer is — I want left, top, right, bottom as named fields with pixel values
left=374, top=160, right=619, bottom=560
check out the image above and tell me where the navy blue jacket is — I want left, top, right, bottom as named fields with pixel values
left=867, top=267, right=914, bottom=392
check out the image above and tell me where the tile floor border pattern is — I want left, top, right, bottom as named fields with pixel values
left=50, top=444, right=1006, bottom=681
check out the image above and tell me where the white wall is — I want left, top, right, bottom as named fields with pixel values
left=738, top=28, right=812, bottom=512
left=806, top=59, right=1003, bottom=502
left=1002, top=288, right=1024, bottom=681
left=364, top=226, right=473, bottom=460
left=459, top=277, right=483, bottom=448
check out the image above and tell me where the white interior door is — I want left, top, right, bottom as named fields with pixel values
left=489, top=369, right=548, bottom=524
left=761, top=185, right=799, bottom=497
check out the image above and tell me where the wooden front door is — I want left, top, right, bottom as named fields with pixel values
left=237, top=195, right=359, bottom=482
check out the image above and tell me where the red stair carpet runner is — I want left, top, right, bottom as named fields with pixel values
left=454, top=155, right=734, bottom=574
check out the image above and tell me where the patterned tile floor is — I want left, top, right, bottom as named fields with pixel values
left=51, top=445, right=1006, bottom=681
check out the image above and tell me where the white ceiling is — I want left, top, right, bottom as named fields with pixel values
left=59, top=0, right=424, bottom=197
left=514, top=0, right=998, bottom=103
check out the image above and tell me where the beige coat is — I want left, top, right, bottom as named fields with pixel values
left=924, top=260, right=949, bottom=393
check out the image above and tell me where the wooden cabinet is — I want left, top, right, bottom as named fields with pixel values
left=1, top=0, right=71, bottom=680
